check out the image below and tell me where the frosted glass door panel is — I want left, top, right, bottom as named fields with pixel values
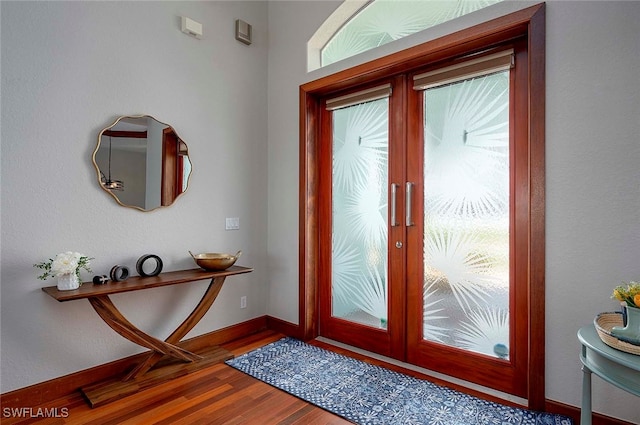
left=422, top=72, right=510, bottom=359
left=332, top=99, right=389, bottom=329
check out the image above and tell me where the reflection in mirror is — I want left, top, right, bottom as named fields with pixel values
left=92, top=115, right=192, bottom=211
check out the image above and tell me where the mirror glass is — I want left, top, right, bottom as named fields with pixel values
left=92, top=115, right=192, bottom=211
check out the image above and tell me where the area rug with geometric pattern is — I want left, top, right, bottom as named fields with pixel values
left=226, top=337, right=573, bottom=425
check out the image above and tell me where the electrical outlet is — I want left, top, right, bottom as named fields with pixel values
left=240, top=296, right=247, bottom=309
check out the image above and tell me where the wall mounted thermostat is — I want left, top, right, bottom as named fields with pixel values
left=181, top=16, right=203, bottom=39
left=235, top=19, right=252, bottom=45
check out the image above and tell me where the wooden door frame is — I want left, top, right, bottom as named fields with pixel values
left=299, top=3, right=545, bottom=409
left=161, top=127, right=182, bottom=207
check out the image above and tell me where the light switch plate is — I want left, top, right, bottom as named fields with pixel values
left=225, top=217, right=240, bottom=230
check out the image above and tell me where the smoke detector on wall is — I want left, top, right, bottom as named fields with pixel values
left=181, top=16, right=203, bottom=39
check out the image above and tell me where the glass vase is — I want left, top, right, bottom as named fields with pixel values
left=57, top=273, right=80, bottom=291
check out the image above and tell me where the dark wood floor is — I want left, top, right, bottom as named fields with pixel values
left=2, top=330, right=354, bottom=425
left=0, top=329, right=566, bottom=425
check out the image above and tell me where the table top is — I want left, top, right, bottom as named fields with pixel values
left=578, top=325, right=640, bottom=371
left=42, top=266, right=253, bottom=302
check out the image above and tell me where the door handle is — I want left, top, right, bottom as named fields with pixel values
left=390, top=183, right=399, bottom=227
left=406, top=182, right=414, bottom=227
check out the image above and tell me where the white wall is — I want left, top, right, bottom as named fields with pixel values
left=1, top=1, right=639, bottom=422
left=1, top=1, right=268, bottom=392
left=267, top=1, right=640, bottom=423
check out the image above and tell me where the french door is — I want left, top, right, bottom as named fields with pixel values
left=405, top=47, right=529, bottom=397
left=318, top=77, right=407, bottom=360
left=317, top=44, right=533, bottom=397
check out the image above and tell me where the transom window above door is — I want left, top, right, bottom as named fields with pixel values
left=311, top=0, right=504, bottom=70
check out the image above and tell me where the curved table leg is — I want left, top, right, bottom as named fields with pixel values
left=89, top=296, right=202, bottom=363
left=123, top=275, right=227, bottom=381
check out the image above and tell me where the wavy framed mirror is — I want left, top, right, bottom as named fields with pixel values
left=92, top=115, right=192, bottom=211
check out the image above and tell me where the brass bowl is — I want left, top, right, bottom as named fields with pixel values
left=189, top=250, right=242, bottom=271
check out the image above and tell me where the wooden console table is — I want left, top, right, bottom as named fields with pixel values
left=42, top=266, right=253, bottom=407
left=577, top=325, right=640, bottom=425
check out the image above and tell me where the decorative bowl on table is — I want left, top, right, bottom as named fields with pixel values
left=594, top=312, right=640, bottom=355
left=189, top=250, right=242, bottom=271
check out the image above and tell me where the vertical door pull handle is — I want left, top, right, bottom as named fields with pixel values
left=406, top=182, right=414, bottom=227
left=390, top=183, right=399, bottom=227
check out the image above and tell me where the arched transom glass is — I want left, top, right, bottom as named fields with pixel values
left=320, top=0, right=503, bottom=68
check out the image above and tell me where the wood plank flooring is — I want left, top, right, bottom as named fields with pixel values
left=5, top=328, right=628, bottom=425
left=1, top=329, right=565, bottom=425
left=1, top=330, right=351, bottom=425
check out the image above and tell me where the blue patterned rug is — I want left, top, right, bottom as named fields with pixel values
left=225, top=337, right=572, bottom=425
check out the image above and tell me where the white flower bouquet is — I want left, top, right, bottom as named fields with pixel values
left=34, top=251, right=93, bottom=284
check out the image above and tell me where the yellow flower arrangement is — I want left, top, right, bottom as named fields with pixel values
left=611, top=281, right=640, bottom=308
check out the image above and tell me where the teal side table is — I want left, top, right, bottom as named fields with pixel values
left=577, top=325, right=640, bottom=425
